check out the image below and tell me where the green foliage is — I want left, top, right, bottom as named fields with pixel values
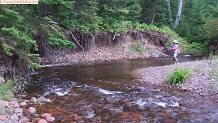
left=48, top=33, right=75, bottom=49
left=153, top=26, right=190, bottom=54
left=0, top=8, right=23, bottom=27
left=165, top=67, right=193, bottom=85
left=183, top=42, right=208, bottom=54
left=1, top=43, right=13, bottom=56
left=112, top=21, right=132, bottom=36
left=177, top=0, right=217, bottom=45
left=29, top=62, right=44, bottom=72
left=208, top=56, right=218, bottom=79
left=1, top=27, right=19, bottom=38
left=27, top=53, right=44, bottom=71
left=41, top=0, right=78, bottom=29
left=130, top=41, right=143, bottom=54
left=47, top=25, right=76, bottom=49
left=0, top=80, right=14, bottom=101
left=74, top=0, right=102, bottom=32
left=1, top=27, right=37, bottom=52
left=139, top=0, right=169, bottom=26
left=0, top=7, right=41, bottom=73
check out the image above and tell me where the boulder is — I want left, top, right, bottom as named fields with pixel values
left=40, top=113, right=51, bottom=118
left=150, top=52, right=160, bottom=58
left=19, top=116, right=30, bottom=122
left=28, top=107, right=37, bottom=115
left=10, top=114, right=19, bottom=121
left=0, top=77, right=5, bottom=84
left=46, top=116, right=55, bottom=122
left=38, top=119, right=48, bottom=123
left=30, top=97, right=38, bottom=103
left=19, top=102, right=27, bottom=107
left=0, top=115, right=6, bottom=121
left=37, top=97, right=47, bottom=102
left=14, top=108, right=23, bottom=114
left=0, top=100, right=9, bottom=107
left=9, top=101, right=20, bottom=108
left=0, top=106, right=6, bottom=115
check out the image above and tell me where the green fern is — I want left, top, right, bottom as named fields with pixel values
left=47, top=27, right=76, bottom=49
left=29, top=62, right=44, bottom=72
left=1, top=43, right=13, bottom=56
left=1, top=27, right=20, bottom=39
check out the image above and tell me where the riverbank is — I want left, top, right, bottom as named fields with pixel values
left=42, top=44, right=167, bottom=67
left=136, top=60, right=218, bottom=101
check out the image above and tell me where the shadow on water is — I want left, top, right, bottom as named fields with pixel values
left=25, top=56, right=218, bottom=123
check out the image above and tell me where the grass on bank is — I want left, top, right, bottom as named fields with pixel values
left=0, top=80, right=14, bottom=101
left=207, top=55, right=218, bottom=79
left=130, top=41, right=144, bottom=55
left=165, top=67, right=193, bottom=85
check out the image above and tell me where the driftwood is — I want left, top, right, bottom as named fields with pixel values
left=70, top=32, right=85, bottom=52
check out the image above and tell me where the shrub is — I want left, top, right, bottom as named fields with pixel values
left=165, top=67, right=193, bottom=85
left=183, top=42, right=208, bottom=55
left=0, top=80, right=14, bottom=101
left=209, top=56, right=218, bottom=80
left=130, top=41, right=143, bottom=54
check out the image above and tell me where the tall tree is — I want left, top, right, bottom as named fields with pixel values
left=74, top=0, right=102, bottom=32
left=139, top=0, right=168, bottom=26
left=166, top=0, right=173, bottom=27
left=174, top=0, right=183, bottom=29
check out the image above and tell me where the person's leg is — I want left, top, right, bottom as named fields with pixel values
left=173, top=51, right=178, bottom=63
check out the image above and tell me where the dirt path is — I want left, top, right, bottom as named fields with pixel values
left=136, top=60, right=218, bottom=101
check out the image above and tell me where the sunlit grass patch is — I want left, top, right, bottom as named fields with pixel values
left=165, top=67, right=193, bottom=85
left=130, top=41, right=144, bottom=54
left=0, top=80, right=14, bottom=101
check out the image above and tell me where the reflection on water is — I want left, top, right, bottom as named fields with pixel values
left=25, top=56, right=218, bottom=123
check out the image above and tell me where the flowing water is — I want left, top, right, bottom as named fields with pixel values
left=25, top=56, right=218, bottom=123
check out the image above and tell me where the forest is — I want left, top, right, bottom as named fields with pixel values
left=0, top=0, right=217, bottom=72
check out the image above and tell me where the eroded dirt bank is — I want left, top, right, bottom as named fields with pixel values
left=39, top=30, right=168, bottom=66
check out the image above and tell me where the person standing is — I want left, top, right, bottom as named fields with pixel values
left=171, top=40, right=179, bottom=63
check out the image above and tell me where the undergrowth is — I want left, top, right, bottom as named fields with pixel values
left=0, top=76, right=39, bottom=101
left=209, top=56, right=218, bottom=88
left=0, top=80, right=14, bottom=101
left=130, top=41, right=144, bottom=54
left=165, top=67, right=193, bottom=85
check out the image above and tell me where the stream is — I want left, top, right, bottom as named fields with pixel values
left=25, top=56, right=218, bottom=123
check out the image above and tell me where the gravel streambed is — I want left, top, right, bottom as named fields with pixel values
left=0, top=97, right=55, bottom=123
left=136, top=60, right=218, bottom=101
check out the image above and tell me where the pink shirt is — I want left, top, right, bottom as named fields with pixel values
left=172, top=44, right=179, bottom=51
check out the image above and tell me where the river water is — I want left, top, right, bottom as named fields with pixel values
left=25, top=56, right=218, bottom=123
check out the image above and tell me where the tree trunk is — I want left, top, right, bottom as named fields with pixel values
left=174, top=0, right=183, bottom=29
left=166, top=0, right=173, bottom=27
